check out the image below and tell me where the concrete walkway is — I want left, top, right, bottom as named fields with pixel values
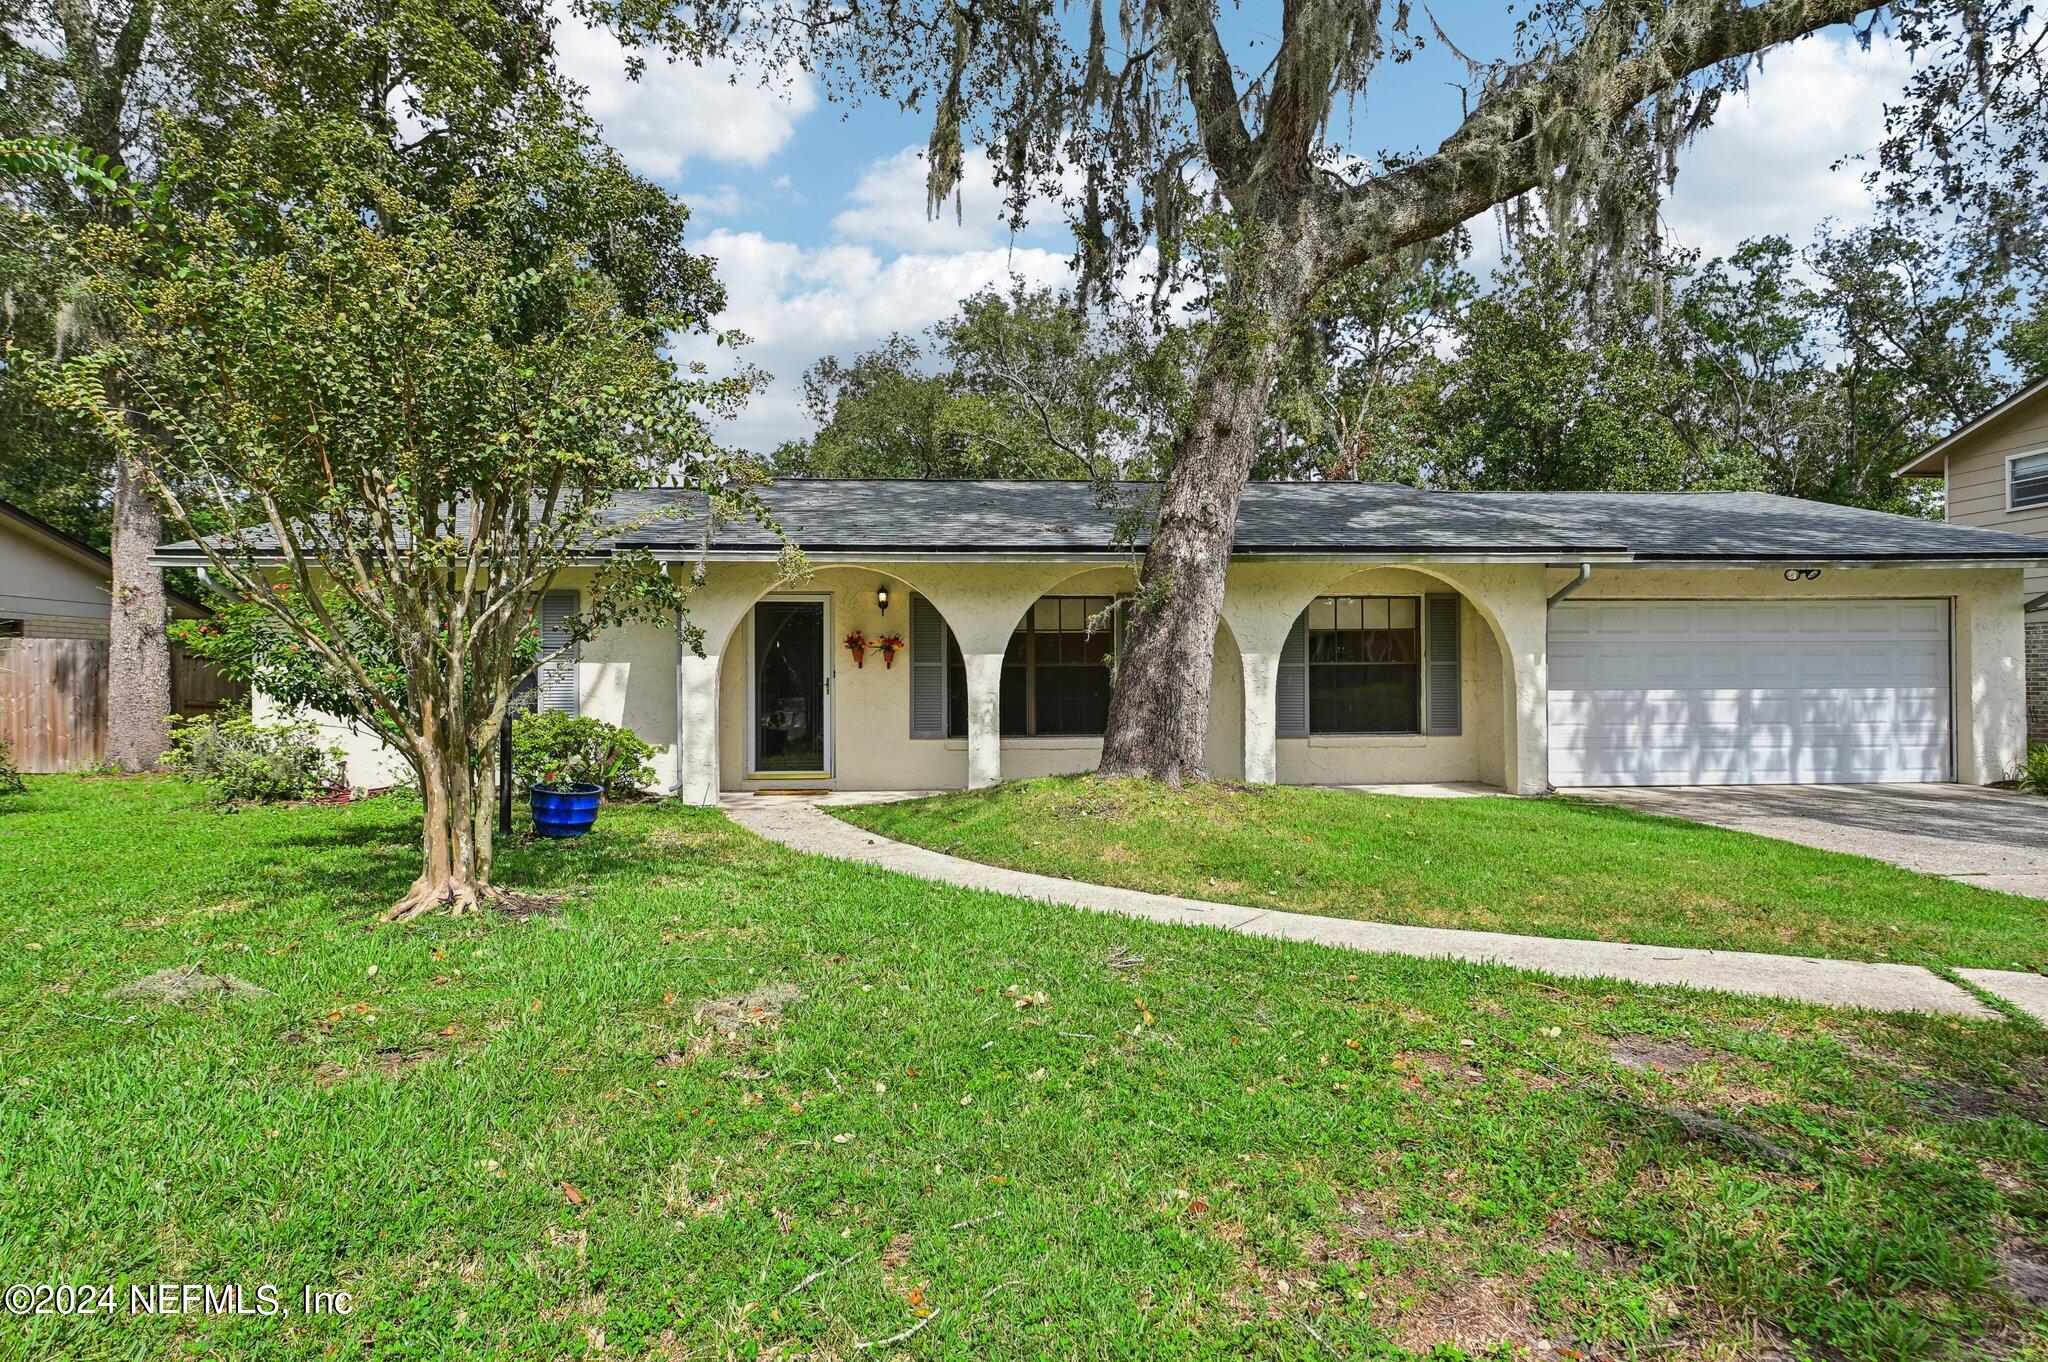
left=721, top=794, right=1997, bottom=1018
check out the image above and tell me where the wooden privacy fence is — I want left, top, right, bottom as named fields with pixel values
left=0, top=639, right=245, bottom=772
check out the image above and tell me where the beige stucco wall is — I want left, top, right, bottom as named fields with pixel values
left=1248, top=566, right=1510, bottom=787
left=255, top=553, right=2030, bottom=796
left=708, top=564, right=1244, bottom=792
left=1937, top=392, right=2048, bottom=595
left=254, top=566, right=686, bottom=792
left=1218, top=559, right=1552, bottom=794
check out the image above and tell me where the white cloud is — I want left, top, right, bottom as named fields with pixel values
left=831, top=145, right=1067, bottom=250
left=675, top=228, right=1076, bottom=450
left=685, top=184, right=748, bottom=218
left=1662, top=30, right=1910, bottom=257
left=551, top=12, right=817, bottom=181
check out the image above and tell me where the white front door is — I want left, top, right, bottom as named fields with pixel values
left=1548, top=598, right=1952, bottom=787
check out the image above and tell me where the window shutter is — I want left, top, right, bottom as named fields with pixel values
left=1424, top=593, right=1461, bottom=735
left=538, top=589, right=580, bottom=715
left=909, top=593, right=948, bottom=738
left=1276, top=609, right=1309, bottom=739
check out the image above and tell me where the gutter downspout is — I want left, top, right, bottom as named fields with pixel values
left=1546, top=563, right=1594, bottom=609
left=2026, top=590, right=2048, bottom=613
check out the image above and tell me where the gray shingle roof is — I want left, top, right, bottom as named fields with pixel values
left=1453, top=490, right=2048, bottom=561
left=158, top=480, right=2048, bottom=563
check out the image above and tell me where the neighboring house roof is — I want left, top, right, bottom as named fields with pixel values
left=1899, top=375, right=2048, bottom=477
left=155, top=479, right=2048, bottom=566
left=1, top=498, right=212, bottom=617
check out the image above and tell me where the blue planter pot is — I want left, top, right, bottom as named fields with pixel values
left=530, top=782, right=602, bottom=838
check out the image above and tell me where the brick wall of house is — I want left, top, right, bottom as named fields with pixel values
left=2029, top=619, right=2048, bottom=745
left=25, top=614, right=110, bottom=640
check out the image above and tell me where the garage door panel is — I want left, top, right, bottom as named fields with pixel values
left=1548, top=599, right=1951, bottom=787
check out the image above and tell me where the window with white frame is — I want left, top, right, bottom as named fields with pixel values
left=2011, top=451, right=2048, bottom=510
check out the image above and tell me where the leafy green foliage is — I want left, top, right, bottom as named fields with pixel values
left=162, top=706, right=343, bottom=803
left=170, top=589, right=537, bottom=750
left=0, top=137, right=121, bottom=192
left=511, top=712, right=656, bottom=796
left=171, top=592, right=408, bottom=744
left=2015, top=743, right=2048, bottom=794
left=777, top=284, right=1195, bottom=481
left=39, top=100, right=771, bottom=910
left=1268, top=215, right=2042, bottom=509
left=0, top=737, right=23, bottom=795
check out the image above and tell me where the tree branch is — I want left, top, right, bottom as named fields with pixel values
left=1327, top=0, right=1885, bottom=270
left=1153, top=0, right=1256, bottom=187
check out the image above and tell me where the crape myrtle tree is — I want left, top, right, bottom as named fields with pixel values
left=605, top=0, right=2047, bottom=781
left=52, top=120, right=769, bottom=920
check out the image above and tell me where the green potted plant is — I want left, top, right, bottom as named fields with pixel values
left=512, top=713, right=657, bottom=837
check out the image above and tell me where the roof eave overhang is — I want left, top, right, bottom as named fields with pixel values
left=1897, top=372, right=2048, bottom=476
left=1620, top=554, right=2048, bottom=569
left=665, top=547, right=1638, bottom=565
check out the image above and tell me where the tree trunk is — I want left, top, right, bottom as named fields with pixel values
left=1099, top=266, right=1303, bottom=783
left=106, top=450, right=171, bottom=772
left=385, top=721, right=498, bottom=921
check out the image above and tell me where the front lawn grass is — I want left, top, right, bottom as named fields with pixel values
left=836, top=777, right=2048, bottom=971
left=2, top=776, right=2045, bottom=1359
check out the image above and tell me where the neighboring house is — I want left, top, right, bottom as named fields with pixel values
left=157, top=480, right=2045, bottom=795
left=1900, top=375, right=2048, bottom=740
left=1, top=499, right=239, bottom=770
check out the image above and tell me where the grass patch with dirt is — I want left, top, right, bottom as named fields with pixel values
left=2, top=775, right=2046, bottom=1358
left=836, top=777, right=2048, bottom=971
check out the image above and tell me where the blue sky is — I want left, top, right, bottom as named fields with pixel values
left=550, top=8, right=1911, bottom=452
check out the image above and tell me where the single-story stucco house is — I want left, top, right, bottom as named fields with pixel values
left=157, top=480, right=2048, bottom=798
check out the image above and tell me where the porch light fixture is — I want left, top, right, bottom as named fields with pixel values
left=876, top=584, right=891, bottom=616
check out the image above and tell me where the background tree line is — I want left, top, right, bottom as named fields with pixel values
left=782, top=206, right=2046, bottom=515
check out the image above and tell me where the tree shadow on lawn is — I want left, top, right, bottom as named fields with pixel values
left=261, top=815, right=670, bottom=924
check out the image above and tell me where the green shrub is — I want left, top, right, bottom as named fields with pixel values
left=0, top=737, right=23, bottom=795
left=164, top=706, right=344, bottom=803
left=2019, top=743, right=2048, bottom=794
left=511, top=712, right=656, bottom=797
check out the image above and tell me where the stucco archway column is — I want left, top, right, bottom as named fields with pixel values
left=1237, top=650, right=1282, bottom=784
left=876, top=561, right=1087, bottom=789
left=1441, top=565, right=1550, bottom=797
left=1954, top=570, right=2027, bottom=784
left=672, top=562, right=784, bottom=805
left=956, top=651, right=1003, bottom=787
left=1219, top=567, right=1315, bottom=788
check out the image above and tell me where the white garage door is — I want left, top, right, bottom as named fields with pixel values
left=1548, top=599, right=1951, bottom=787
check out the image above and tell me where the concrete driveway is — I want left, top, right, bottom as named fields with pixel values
left=1573, top=784, right=2048, bottom=900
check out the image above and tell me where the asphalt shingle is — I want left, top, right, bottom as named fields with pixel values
left=159, top=480, right=2048, bottom=563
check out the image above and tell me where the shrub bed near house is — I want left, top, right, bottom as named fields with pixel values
left=510, top=712, right=656, bottom=797
left=2017, top=742, right=2048, bottom=794
left=163, top=706, right=344, bottom=803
